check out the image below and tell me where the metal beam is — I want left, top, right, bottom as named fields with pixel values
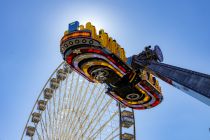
left=134, top=59, right=210, bottom=106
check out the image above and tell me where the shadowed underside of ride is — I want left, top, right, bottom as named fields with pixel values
left=60, top=21, right=163, bottom=110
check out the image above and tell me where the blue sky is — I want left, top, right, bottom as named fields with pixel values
left=0, top=0, right=210, bottom=139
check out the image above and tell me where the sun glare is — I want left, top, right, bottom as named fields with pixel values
left=49, top=3, right=124, bottom=38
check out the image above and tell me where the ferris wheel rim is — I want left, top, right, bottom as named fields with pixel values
left=21, top=62, right=65, bottom=140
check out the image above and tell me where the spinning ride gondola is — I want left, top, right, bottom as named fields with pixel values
left=60, top=21, right=163, bottom=110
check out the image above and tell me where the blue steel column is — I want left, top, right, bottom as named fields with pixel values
left=143, top=61, right=210, bottom=106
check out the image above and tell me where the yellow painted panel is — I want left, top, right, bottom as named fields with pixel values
left=79, top=25, right=84, bottom=30
left=91, top=25, right=97, bottom=40
left=86, top=22, right=92, bottom=30
left=64, top=30, right=68, bottom=35
left=108, top=37, right=113, bottom=51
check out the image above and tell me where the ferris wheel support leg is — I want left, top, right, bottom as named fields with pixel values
left=134, top=60, right=210, bottom=106
left=118, top=104, right=122, bottom=140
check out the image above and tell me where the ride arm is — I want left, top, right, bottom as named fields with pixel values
left=129, top=46, right=210, bottom=106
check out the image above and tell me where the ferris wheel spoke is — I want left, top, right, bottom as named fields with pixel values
left=62, top=75, right=81, bottom=139
left=60, top=72, right=78, bottom=139
left=81, top=98, right=113, bottom=137
left=104, top=127, right=119, bottom=140
left=75, top=86, right=106, bottom=138
left=89, top=111, right=118, bottom=139
left=71, top=74, right=80, bottom=111
left=56, top=73, right=70, bottom=137
left=59, top=72, right=69, bottom=114
left=87, top=103, right=114, bottom=138
left=46, top=100, right=53, bottom=139
left=53, top=94, right=59, bottom=138
left=73, top=86, right=105, bottom=137
left=74, top=85, right=106, bottom=138
left=54, top=81, right=63, bottom=138
left=65, top=82, right=97, bottom=139
left=87, top=105, right=117, bottom=138
left=35, top=127, right=43, bottom=140
left=40, top=117, right=50, bottom=140
left=67, top=86, right=95, bottom=137
left=46, top=114, right=53, bottom=140
left=79, top=93, right=107, bottom=137
left=70, top=82, right=101, bottom=136
left=39, top=119, right=46, bottom=140
left=108, top=133, right=120, bottom=140
left=59, top=72, right=74, bottom=137
left=43, top=107, right=49, bottom=138
left=68, top=74, right=80, bottom=119
left=69, top=78, right=86, bottom=131
left=51, top=89, right=57, bottom=138
left=34, top=127, right=42, bottom=140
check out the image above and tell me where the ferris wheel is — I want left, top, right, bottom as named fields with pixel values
left=21, top=62, right=136, bottom=140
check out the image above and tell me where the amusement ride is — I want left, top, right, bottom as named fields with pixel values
left=21, top=21, right=210, bottom=140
